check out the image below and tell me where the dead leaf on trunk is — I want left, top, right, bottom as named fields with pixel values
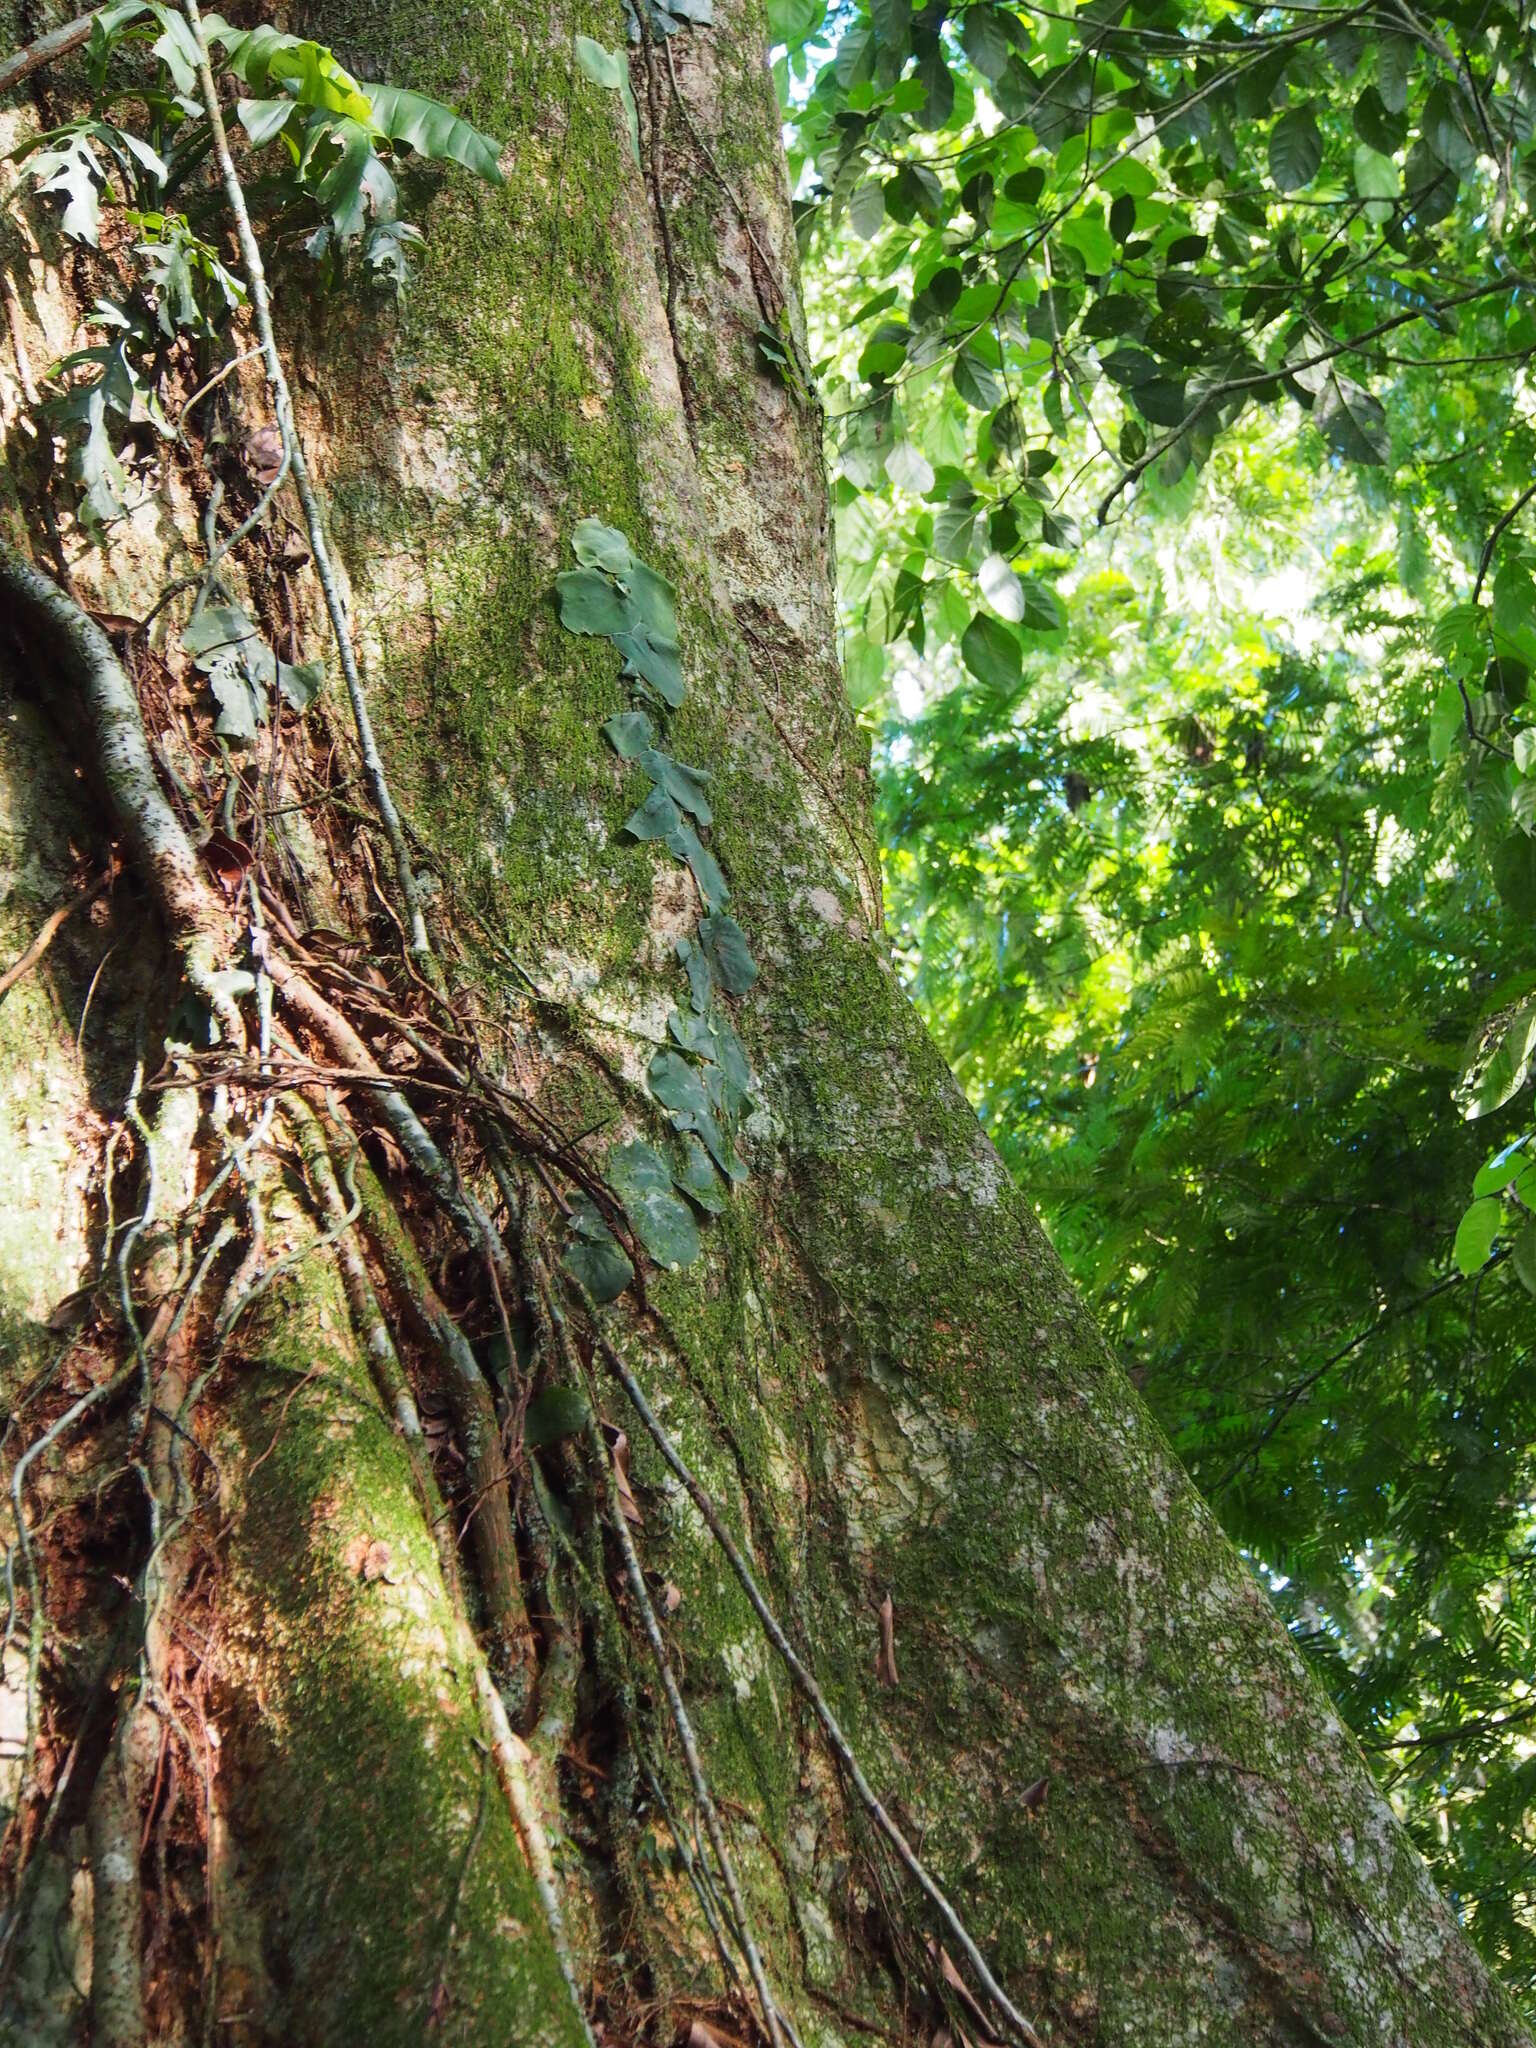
left=932, top=1942, right=1003, bottom=2047
left=246, top=422, right=284, bottom=486
left=662, top=1580, right=682, bottom=1614
left=875, top=1589, right=899, bottom=1686
left=604, top=1425, right=643, bottom=1525
left=202, top=827, right=253, bottom=895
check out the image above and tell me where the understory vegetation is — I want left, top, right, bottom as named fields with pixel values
left=782, top=0, right=1536, bottom=2007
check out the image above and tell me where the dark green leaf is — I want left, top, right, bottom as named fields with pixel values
left=1269, top=105, right=1324, bottom=191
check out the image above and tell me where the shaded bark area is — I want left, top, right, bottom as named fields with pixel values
left=0, top=3, right=1529, bottom=2047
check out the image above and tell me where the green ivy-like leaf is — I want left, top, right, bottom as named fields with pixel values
left=698, top=914, right=758, bottom=994
left=562, top=1197, right=634, bottom=1303
left=607, top=1140, right=703, bottom=1268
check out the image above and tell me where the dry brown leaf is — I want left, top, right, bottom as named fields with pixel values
left=606, top=1426, right=644, bottom=1525
left=662, top=1581, right=682, bottom=1615
left=246, top=422, right=283, bottom=486
left=202, top=827, right=253, bottom=896
left=875, top=1590, right=899, bottom=1687
left=933, top=1943, right=1002, bottom=2046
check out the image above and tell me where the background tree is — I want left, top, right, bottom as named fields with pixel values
left=783, top=0, right=1536, bottom=2009
left=0, top=4, right=1529, bottom=2048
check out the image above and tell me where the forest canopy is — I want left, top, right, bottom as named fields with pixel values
left=776, top=0, right=1536, bottom=2010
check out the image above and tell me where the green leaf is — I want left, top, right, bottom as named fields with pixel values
left=961, top=6, right=1011, bottom=80
left=573, top=517, right=634, bottom=574
left=1513, top=1221, right=1536, bottom=1297
left=1429, top=680, right=1464, bottom=765
left=237, top=97, right=298, bottom=149
left=638, top=749, right=712, bottom=824
left=1456, top=1000, right=1536, bottom=1119
left=674, top=1135, right=727, bottom=1214
left=524, top=1384, right=590, bottom=1447
left=698, top=913, right=758, bottom=994
left=573, top=35, right=640, bottom=161
left=886, top=439, right=935, bottom=494
left=1269, top=105, right=1324, bottom=191
left=313, top=116, right=381, bottom=240
left=614, top=627, right=686, bottom=706
left=960, top=611, right=1022, bottom=689
left=563, top=1197, right=634, bottom=1303
left=366, top=82, right=504, bottom=184
left=1453, top=1196, right=1501, bottom=1275
left=1314, top=368, right=1388, bottom=466
left=1353, top=144, right=1398, bottom=222
left=625, top=561, right=679, bottom=646
left=31, top=134, right=104, bottom=246
left=849, top=179, right=885, bottom=240
left=1474, top=1140, right=1529, bottom=1197
left=953, top=348, right=1002, bottom=411
left=556, top=567, right=632, bottom=637
left=603, top=709, right=655, bottom=758
left=1352, top=86, right=1406, bottom=155
left=978, top=552, right=1024, bottom=624
left=607, top=1140, right=702, bottom=1268
left=1018, top=575, right=1065, bottom=634
left=767, top=0, right=823, bottom=39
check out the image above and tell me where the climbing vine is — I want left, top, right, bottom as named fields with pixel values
left=555, top=519, right=762, bottom=1299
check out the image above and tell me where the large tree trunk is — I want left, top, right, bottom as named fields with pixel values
left=0, top=4, right=1527, bottom=2045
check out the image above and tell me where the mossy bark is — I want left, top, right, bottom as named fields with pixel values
left=0, top=3, right=1529, bottom=2045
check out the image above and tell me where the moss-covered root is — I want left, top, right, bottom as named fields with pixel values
left=211, top=1261, right=589, bottom=2048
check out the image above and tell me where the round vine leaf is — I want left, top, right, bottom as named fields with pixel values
left=608, top=1140, right=702, bottom=1269
left=574, top=517, right=634, bottom=574
left=668, top=820, right=729, bottom=912
left=563, top=1198, right=633, bottom=1304
left=626, top=560, right=679, bottom=645
left=677, top=934, right=713, bottom=1012
left=648, top=1051, right=713, bottom=1121
left=556, top=567, right=632, bottom=637
left=639, top=748, right=712, bottom=824
left=623, top=785, right=682, bottom=842
left=675, top=1137, right=727, bottom=1214
left=615, top=627, right=686, bottom=705
left=604, top=709, right=655, bottom=758
left=699, top=914, right=758, bottom=994
left=524, top=1384, right=590, bottom=1447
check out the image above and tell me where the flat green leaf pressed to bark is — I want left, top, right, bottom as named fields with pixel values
left=562, top=1197, right=633, bottom=1303
left=607, top=1140, right=702, bottom=1269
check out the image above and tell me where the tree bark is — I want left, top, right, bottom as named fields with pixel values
left=0, top=3, right=1528, bottom=2045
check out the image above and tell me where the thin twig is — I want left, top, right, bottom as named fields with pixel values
left=0, top=866, right=111, bottom=1001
